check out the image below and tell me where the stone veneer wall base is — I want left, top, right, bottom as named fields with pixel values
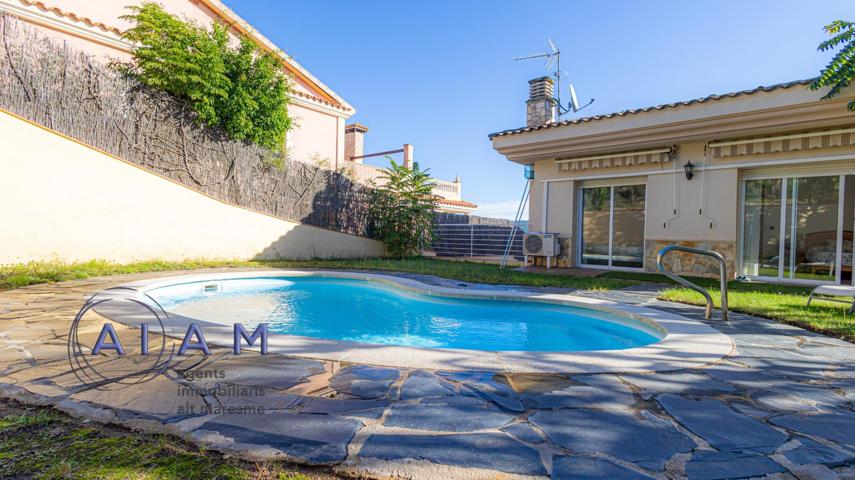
left=644, top=240, right=737, bottom=279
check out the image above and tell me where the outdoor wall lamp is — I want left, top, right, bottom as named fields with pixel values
left=683, top=161, right=695, bottom=180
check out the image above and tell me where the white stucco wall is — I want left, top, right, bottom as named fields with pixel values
left=0, top=111, right=384, bottom=264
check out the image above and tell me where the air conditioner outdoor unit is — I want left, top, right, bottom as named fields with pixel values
left=523, top=233, right=561, bottom=257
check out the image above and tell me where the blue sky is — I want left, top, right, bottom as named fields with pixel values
left=227, top=0, right=852, bottom=218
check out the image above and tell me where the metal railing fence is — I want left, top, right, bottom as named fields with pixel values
left=432, top=223, right=524, bottom=258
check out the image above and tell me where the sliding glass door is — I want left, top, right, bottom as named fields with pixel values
left=741, top=179, right=783, bottom=278
left=741, top=174, right=851, bottom=284
left=580, top=187, right=611, bottom=266
left=579, top=184, right=646, bottom=269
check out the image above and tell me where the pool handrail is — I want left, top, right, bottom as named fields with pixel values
left=656, top=245, right=728, bottom=321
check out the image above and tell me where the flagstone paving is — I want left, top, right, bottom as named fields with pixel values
left=1, top=269, right=855, bottom=479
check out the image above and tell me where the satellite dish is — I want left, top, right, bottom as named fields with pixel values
left=568, top=83, right=595, bottom=113
left=568, top=84, right=580, bottom=112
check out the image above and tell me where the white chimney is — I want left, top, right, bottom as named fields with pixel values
left=345, top=123, right=369, bottom=163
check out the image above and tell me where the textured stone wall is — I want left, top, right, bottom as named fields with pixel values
left=525, top=77, right=557, bottom=127
left=527, top=238, right=736, bottom=276
left=526, top=98, right=556, bottom=127
left=644, top=240, right=737, bottom=279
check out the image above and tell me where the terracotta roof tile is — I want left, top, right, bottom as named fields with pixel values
left=20, top=0, right=123, bottom=35
left=435, top=197, right=478, bottom=209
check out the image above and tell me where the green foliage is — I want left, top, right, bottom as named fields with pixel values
left=120, top=3, right=292, bottom=150
left=0, top=400, right=322, bottom=479
left=369, top=159, right=439, bottom=257
left=220, top=38, right=292, bottom=149
left=660, top=286, right=853, bottom=342
left=810, top=20, right=855, bottom=110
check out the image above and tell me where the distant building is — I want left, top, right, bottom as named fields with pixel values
left=343, top=123, right=477, bottom=214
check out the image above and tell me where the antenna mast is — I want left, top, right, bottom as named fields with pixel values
left=513, top=38, right=594, bottom=118
left=548, top=38, right=561, bottom=115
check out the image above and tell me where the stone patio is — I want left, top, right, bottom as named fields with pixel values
left=1, top=269, right=855, bottom=479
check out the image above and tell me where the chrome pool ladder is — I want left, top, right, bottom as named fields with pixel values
left=656, top=245, right=729, bottom=321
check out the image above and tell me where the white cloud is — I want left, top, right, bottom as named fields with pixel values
left=473, top=200, right=528, bottom=220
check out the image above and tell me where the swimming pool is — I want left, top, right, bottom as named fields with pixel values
left=149, top=276, right=661, bottom=352
left=111, top=270, right=732, bottom=373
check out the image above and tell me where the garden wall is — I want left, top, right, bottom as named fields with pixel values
left=0, top=12, right=373, bottom=238
left=0, top=110, right=384, bottom=263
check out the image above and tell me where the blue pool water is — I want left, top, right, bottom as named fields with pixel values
left=150, top=277, right=661, bottom=352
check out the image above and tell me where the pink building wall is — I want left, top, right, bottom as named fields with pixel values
left=1, top=0, right=353, bottom=165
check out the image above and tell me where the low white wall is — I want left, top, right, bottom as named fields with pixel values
left=0, top=110, right=385, bottom=264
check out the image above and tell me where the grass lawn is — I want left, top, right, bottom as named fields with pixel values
left=2, top=257, right=852, bottom=341
left=0, top=399, right=335, bottom=480
left=0, top=257, right=637, bottom=291
left=600, top=271, right=854, bottom=342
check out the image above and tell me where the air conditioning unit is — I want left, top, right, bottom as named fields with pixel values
left=523, top=233, right=561, bottom=257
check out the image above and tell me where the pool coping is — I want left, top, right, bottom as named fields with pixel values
left=108, top=269, right=735, bottom=374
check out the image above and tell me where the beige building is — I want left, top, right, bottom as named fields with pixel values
left=491, top=77, right=855, bottom=285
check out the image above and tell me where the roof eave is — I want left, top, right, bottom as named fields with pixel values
left=493, top=95, right=855, bottom=165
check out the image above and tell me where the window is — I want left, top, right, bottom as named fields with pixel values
left=579, top=184, right=646, bottom=269
left=741, top=174, right=852, bottom=284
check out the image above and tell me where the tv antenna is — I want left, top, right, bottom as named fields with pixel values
left=513, top=38, right=594, bottom=117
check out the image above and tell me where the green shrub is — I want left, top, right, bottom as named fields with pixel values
left=369, top=159, right=438, bottom=257
left=120, top=3, right=292, bottom=150
left=811, top=20, right=855, bottom=110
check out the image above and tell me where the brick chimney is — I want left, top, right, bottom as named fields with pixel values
left=345, top=123, right=369, bottom=163
left=526, top=76, right=557, bottom=127
left=403, top=143, right=414, bottom=169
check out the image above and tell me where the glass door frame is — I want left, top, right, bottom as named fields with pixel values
left=576, top=183, right=647, bottom=272
left=738, top=172, right=848, bottom=285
